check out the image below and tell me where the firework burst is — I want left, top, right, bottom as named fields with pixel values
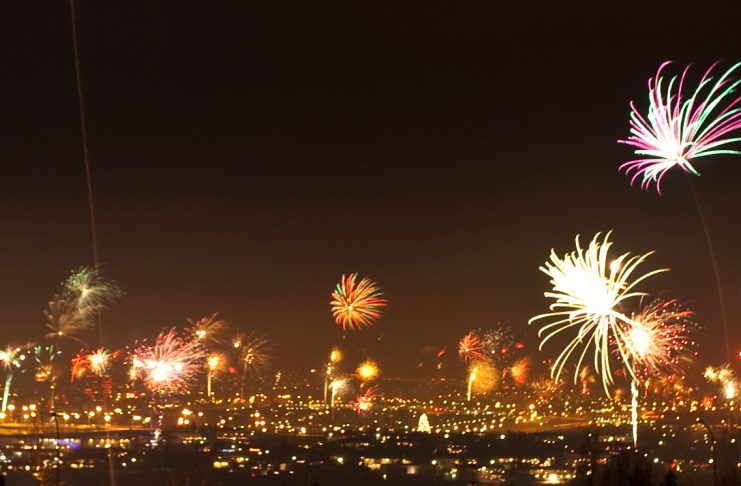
left=479, top=325, right=516, bottom=363
left=626, top=299, right=696, bottom=378
left=620, top=61, right=741, bottom=193
left=705, top=364, right=737, bottom=399
left=458, top=331, right=490, bottom=363
left=0, top=347, right=23, bottom=413
left=356, top=360, right=379, bottom=382
left=509, top=357, right=531, bottom=386
left=579, top=366, right=596, bottom=395
left=330, top=273, right=387, bottom=331
left=44, top=297, right=92, bottom=343
left=354, top=384, right=381, bottom=414
left=329, top=347, right=343, bottom=364
left=33, top=344, right=61, bottom=383
left=529, top=232, right=667, bottom=393
left=88, top=348, right=113, bottom=376
left=64, top=266, right=122, bottom=316
left=70, top=350, right=87, bottom=382
left=705, top=364, right=734, bottom=384
left=234, top=333, right=272, bottom=377
left=187, top=313, right=227, bottom=344
left=531, top=375, right=561, bottom=400
left=0, top=347, right=22, bottom=371
left=467, top=361, right=499, bottom=399
left=69, top=349, right=87, bottom=383
left=134, top=329, right=206, bottom=394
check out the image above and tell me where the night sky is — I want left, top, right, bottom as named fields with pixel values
left=3, top=2, right=741, bottom=375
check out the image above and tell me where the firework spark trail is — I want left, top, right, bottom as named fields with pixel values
left=330, top=273, right=387, bottom=331
left=134, top=329, right=206, bottom=394
left=0, top=347, right=22, bottom=413
left=206, top=354, right=222, bottom=399
left=529, top=232, right=667, bottom=394
left=620, top=61, right=741, bottom=193
left=631, top=380, right=639, bottom=448
left=329, top=378, right=346, bottom=409
left=323, top=347, right=342, bottom=404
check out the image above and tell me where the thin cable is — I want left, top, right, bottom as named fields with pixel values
left=70, top=4, right=117, bottom=486
left=686, top=176, right=731, bottom=363
left=69, top=0, right=103, bottom=346
left=69, top=0, right=99, bottom=268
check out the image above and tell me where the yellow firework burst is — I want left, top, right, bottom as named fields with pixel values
left=529, top=232, right=667, bottom=394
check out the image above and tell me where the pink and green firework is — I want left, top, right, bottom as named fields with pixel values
left=619, top=61, right=741, bottom=193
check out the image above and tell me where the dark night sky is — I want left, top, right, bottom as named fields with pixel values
left=2, top=1, right=741, bottom=375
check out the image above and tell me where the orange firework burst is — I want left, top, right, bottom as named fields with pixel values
left=626, top=299, right=696, bottom=378
left=70, top=350, right=87, bottom=382
left=71, top=348, right=118, bottom=381
left=509, top=357, right=530, bottom=386
left=356, top=360, right=379, bottom=382
left=88, top=348, right=113, bottom=376
left=458, top=331, right=490, bottom=363
left=330, top=273, right=387, bottom=331
left=354, top=384, right=381, bottom=414
left=468, top=361, right=499, bottom=397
